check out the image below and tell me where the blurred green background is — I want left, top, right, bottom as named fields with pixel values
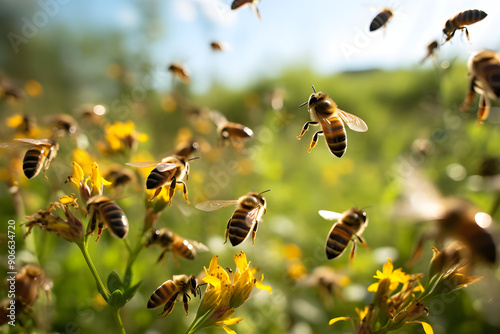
left=1, top=1, right=500, bottom=334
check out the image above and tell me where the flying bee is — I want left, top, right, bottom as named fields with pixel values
left=369, top=8, right=394, bottom=32
left=231, top=0, right=261, bottom=20
left=86, top=195, right=129, bottom=241
left=168, top=62, right=190, bottom=84
left=126, top=155, right=194, bottom=204
left=297, top=86, right=368, bottom=158
left=148, top=274, right=200, bottom=317
left=196, top=190, right=268, bottom=246
left=460, top=49, right=500, bottom=125
left=145, top=228, right=209, bottom=264
left=48, top=114, right=79, bottom=137
left=319, top=208, right=369, bottom=263
left=208, top=110, right=253, bottom=152
left=210, top=41, right=228, bottom=52
left=421, top=40, right=439, bottom=64
left=0, top=138, right=59, bottom=179
left=15, top=264, right=52, bottom=306
left=443, top=9, right=487, bottom=43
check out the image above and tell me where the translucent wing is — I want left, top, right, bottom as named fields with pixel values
left=126, top=162, right=159, bottom=168
left=318, top=210, right=343, bottom=221
left=239, top=206, right=262, bottom=244
left=208, top=110, right=228, bottom=128
left=13, top=138, right=54, bottom=146
left=195, top=200, right=239, bottom=212
left=155, top=163, right=179, bottom=173
left=189, top=240, right=209, bottom=252
left=337, top=109, right=368, bottom=132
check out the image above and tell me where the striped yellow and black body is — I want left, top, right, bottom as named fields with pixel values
left=226, top=192, right=267, bottom=246
left=128, top=155, right=190, bottom=204
left=147, top=274, right=200, bottom=317
left=461, top=49, right=500, bottom=124
left=209, top=110, right=254, bottom=152
left=18, top=139, right=59, bottom=179
left=443, top=9, right=487, bottom=42
left=145, top=228, right=208, bottom=263
left=320, top=208, right=368, bottom=262
left=195, top=191, right=268, bottom=246
left=370, top=8, right=394, bottom=32
left=297, top=86, right=367, bottom=158
left=86, top=196, right=128, bottom=240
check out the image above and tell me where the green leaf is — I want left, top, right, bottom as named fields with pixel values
left=107, top=271, right=123, bottom=293
left=123, top=280, right=142, bottom=302
left=108, top=289, right=126, bottom=309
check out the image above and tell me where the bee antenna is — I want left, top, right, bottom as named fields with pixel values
left=188, top=156, right=200, bottom=162
left=311, top=85, right=316, bottom=93
left=298, top=101, right=308, bottom=108
left=259, top=189, right=271, bottom=195
left=360, top=205, right=373, bottom=211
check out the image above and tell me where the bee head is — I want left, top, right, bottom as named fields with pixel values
left=443, top=20, right=453, bottom=35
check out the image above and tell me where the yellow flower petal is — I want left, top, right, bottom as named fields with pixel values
left=234, top=251, right=249, bottom=272
left=7, top=115, right=24, bottom=128
left=220, top=325, right=237, bottom=334
left=408, top=321, right=434, bottom=334
left=70, top=162, right=84, bottom=186
left=329, top=316, right=350, bottom=325
left=222, top=317, right=243, bottom=326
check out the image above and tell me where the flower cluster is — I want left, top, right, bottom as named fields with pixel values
left=329, top=245, right=484, bottom=334
left=187, top=252, right=272, bottom=334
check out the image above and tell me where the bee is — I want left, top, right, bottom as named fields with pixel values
left=369, top=8, right=394, bottom=32
left=319, top=208, right=369, bottom=263
left=443, top=9, right=487, bottom=43
left=145, top=228, right=208, bottom=264
left=86, top=195, right=129, bottom=241
left=126, top=155, right=193, bottom=204
left=15, top=264, right=52, bottom=306
left=208, top=110, right=253, bottom=152
left=147, top=274, right=200, bottom=317
left=0, top=138, right=59, bottom=179
left=460, top=49, right=500, bottom=125
left=421, top=40, right=439, bottom=64
left=168, top=62, right=190, bottom=84
left=196, top=190, right=268, bottom=246
left=297, top=86, right=368, bottom=158
left=210, top=41, right=227, bottom=52
left=104, top=165, right=137, bottom=190
left=48, top=114, right=79, bottom=137
left=231, top=0, right=261, bottom=20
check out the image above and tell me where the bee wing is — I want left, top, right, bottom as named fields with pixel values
left=208, top=110, right=228, bottom=127
left=13, top=138, right=53, bottom=146
left=126, top=162, right=159, bottom=168
left=189, top=240, right=209, bottom=252
left=155, top=163, right=179, bottom=172
left=337, top=109, right=368, bottom=132
left=318, top=210, right=342, bottom=221
left=195, top=200, right=239, bottom=212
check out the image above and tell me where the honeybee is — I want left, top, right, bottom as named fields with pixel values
left=393, top=170, right=497, bottom=266
left=147, top=274, right=200, bottom=317
left=104, top=165, right=137, bottom=190
left=443, top=9, right=487, bottom=43
left=460, top=49, right=500, bottom=125
left=369, top=8, right=394, bottom=32
left=210, top=41, right=228, bottom=52
left=48, top=114, right=79, bottom=137
left=297, top=86, right=368, bottom=158
left=86, top=195, right=129, bottom=240
left=208, top=110, right=253, bottom=152
left=421, top=40, right=439, bottom=64
left=231, top=0, right=261, bottom=20
left=15, top=264, right=52, bottom=306
left=168, top=62, right=190, bottom=84
left=195, top=191, right=268, bottom=246
left=319, top=208, right=369, bottom=263
left=145, top=228, right=208, bottom=263
left=0, top=138, right=59, bottom=179
left=126, top=155, right=192, bottom=204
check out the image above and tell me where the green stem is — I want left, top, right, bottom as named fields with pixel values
left=184, top=310, right=213, bottom=334
left=77, top=240, right=111, bottom=301
left=112, top=307, right=127, bottom=334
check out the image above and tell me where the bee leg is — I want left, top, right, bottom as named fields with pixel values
left=160, top=293, right=179, bottom=318
left=86, top=211, right=97, bottom=237
left=156, top=249, right=168, bottom=264
left=149, top=187, right=162, bottom=202
left=96, top=221, right=105, bottom=242
left=251, top=4, right=261, bottom=20
left=406, top=233, right=429, bottom=267
left=349, top=241, right=357, bottom=266
left=463, top=27, right=470, bottom=42
left=224, top=219, right=231, bottom=244
left=356, top=235, right=369, bottom=251
left=183, top=293, right=191, bottom=316
left=460, top=79, right=476, bottom=111
left=177, top=181, right=190, bottom=205
left=168, top=177, right=177, bottom=206
left=477, top=94, right=490, bottom=125
left=297, top=121, right=318, bottom=140
left=172, top=252, right=180, bottom=268
left=251, top=221, right=259, bottom=245
left=308, top=131, right=323, bottom=152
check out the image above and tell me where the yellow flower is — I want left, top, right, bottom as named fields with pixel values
left=67, top=162, right=111, bottom=202
left=102, top=121, right=148, bottom=153
left=90, top=162, right=111, bottom=194
left=188, top=252, right=272, bottom=334
left=368, top=258, right=408, bottom=293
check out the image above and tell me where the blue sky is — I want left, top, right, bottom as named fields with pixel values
left=7, top=0, right=500, bottom=92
